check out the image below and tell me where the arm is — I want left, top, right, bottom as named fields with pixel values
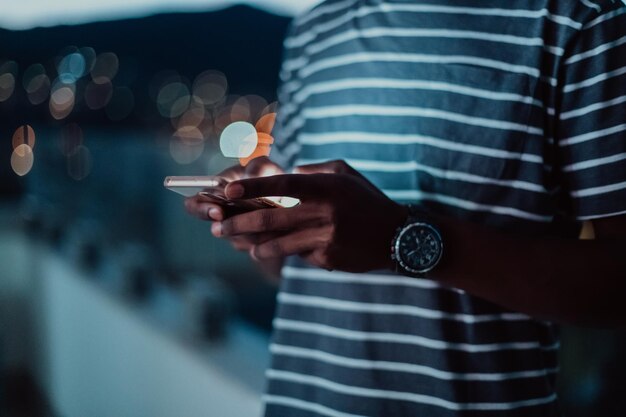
left=429, top=212, right=626, bottom=328
left=214, top=161, right=626, bottom=328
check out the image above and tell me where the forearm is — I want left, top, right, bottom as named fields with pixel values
left=430, top=214, right=626, bottom=327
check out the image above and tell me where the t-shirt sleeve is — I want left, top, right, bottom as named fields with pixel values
left=556, top=4, right=626, bottom=221
left=270, top=20, right=303, bottom=171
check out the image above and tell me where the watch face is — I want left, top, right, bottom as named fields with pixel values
left=396, top=223, right=443, bottom=274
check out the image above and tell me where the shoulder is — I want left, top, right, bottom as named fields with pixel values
left=568, top=0, right=626, bottom=25
left=288, top=0, right=349, bottom=36
left=282, top=0, right=352, bottom=56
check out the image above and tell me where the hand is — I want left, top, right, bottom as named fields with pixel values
left=184, top=157, right=284, bottom=252
left=213, top=160, right=408, bottom=272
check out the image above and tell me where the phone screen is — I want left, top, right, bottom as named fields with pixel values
left=164, top=175, right=300, bottom=215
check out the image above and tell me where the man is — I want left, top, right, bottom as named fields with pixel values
left=186, top=0, right=626, bottom=415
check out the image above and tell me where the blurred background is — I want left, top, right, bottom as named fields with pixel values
left=0, top=1, right=624, bottom=416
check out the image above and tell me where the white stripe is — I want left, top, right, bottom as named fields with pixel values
left=584, top=7, right=626, bottom=29
left=562, top=152, right=626, bottom=172
left=281, top=108, right=543, bottom=146
left=289, top=52, right=555, bottom=85
left=295, top=27, right=564, bottom=62
left=580, top=0, right=602, bottom=13
left=264, top=394, right=367, bottom=417
left=282, top=265, right=467, bottom=296
left=266, top=369, right=559, bottom=411
left=279, top=78, right=548, bottom=138
left=563, top=65, right=626, bottom=93
left=280, top=115, right=305, bottom=142
left=294, top=0, right=357, bottom=27
left=560, top=95, right=626, bottom=120
left=571, top=180, right=626, bottom=198
left=279, top=141, right=302, bottom=163
left=282, top=265, right=441, bottom=289
left=278, top=292, right=532, bottom=324
left=285, top=3, right=582, bottom=49
left=280, top=77, right=544, bottom=122
left=578, top=207, right=626, bottom=221
left=296, top=157, right=546, bottom=193
left=279, top=102, right=298, bottom=118
left=281, top=79, right=301, bottom=95
left=560, top=123, right=626, bottom=146
left=296, top=132, right=544, bottom=164
left=270, top=344, right=559, bottom=381
left=293, top=78, right=543, bottom=108
left=381, top=189, right=553, bottom=222
left=273, top=318, right=560, bottom=352
left=302, top=105, right=544, bottom=136
left=565, top=35, right=626, bottom=65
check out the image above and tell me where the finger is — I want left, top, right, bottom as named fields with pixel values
left=215, top=205, right=320, bottom=237
left=224, top=174, right=327, bottom=200
left=244, top=156, right=284, bottom=178
left=293, top=159, right=356, bottom=175
left=296, top=160, right=388, bottom=198
left=229, top=232, right=281, bottom=251
left=251, top=229, right=321, bottom=260
left=216, top=164, right=245, bottom=182
left=184, top=197, right=224, bottom=221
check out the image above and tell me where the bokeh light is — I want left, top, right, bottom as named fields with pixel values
left=67, top=145, right=92, bottom=180
left=23, top=64, right=51, bottom=105
left=230, top=95, right=251, bottom=122
left=157, top=81, right=190, bottom=118
left=0, top=73, right=15, bottom=101
left=261, top=101, right=278, bottom=116
left=57, top=52, right=86, bottom=84
left=49, top=81, right=76, bottom=120
left=85, top=80, right=113, bottom=110
left=59, top=123, right=84, bottom=156
left=170, top=126, right=205, bottom=164
left=0, top=60, right=18, bottom=102
left=79, top=47, right=97, bottom=74
left=242, top=94, right=268, bottom=122
left=220, top=121, right=258, bottom=158
left=239, top=132, right=274, bottom=166
left=175, top=103, right=205, bottom=129
left=11, top=144, right=34, bottom=176
left=12, top=125, right=36, bottom=154
left=149, top=70, right=179, bottom=101
left=174, top=124, right=204, bottom=146
left=91, top=52, right=119, bottom=84
left=23, top=64, right=44, bottom=88
left=255, top=112, right=276, bottom=134
left=192, top=70, right=227, bottom=107
left=0, top=72, right=16, bottom=102
left=105, top=86, right=135, bottom=121
left=213, top=103, right=235, bottom=133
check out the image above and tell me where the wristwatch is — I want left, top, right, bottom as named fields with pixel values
left=391, top=205, right=444, bottom=278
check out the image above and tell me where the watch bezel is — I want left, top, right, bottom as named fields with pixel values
left=393, top=222, right=443, bottom=275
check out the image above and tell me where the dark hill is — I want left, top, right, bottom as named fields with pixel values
left=0, top=5, right=291, bottom=126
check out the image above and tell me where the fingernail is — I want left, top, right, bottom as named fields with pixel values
left=226, top=183, right=244, bottom=199
left=209, top=208, right=222, bottom=221
left=211, top=222, right=222, bottom=237
left=249, top=246, right=259, bottom=261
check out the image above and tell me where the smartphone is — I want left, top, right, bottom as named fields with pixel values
left=164, top=176, right=299, bottom=214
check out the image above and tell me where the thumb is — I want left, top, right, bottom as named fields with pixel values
left=225, top=174, right=324, bottom=200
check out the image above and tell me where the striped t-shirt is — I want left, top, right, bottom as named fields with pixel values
left=264, top=1, right=626, bottom=415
